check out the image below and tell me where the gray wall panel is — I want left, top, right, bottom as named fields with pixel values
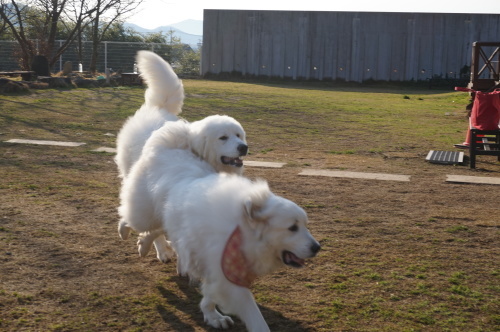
left=202, top=10, right=500, bottom=82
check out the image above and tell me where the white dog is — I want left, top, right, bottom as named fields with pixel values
left=115, top=50, right=248, bottom=179
left=118, top=121, right=321, bottom=331
left=115, top=51, right=248, bottom=261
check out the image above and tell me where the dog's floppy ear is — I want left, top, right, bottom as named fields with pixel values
left=190, top=134, right=208, bottom=160
left=243, top=199, right=266, bottom=228
left=243, top=180, right=271, bottom=229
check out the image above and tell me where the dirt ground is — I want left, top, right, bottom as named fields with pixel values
left=0, top=85, right=499, bottom=331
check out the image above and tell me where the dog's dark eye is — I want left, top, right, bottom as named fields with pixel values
left=219, top=136, right=228, bottom=141
left=288, top=224, right=299, bottom=232
left=236, top=134, right=241, bottom=138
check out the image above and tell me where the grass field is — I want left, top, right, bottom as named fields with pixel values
left=0, top=80, right=499, bottom=331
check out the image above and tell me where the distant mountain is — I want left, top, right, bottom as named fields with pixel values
left=170, top=19, right=203, bottom=36
left=123, top=22, right=150, bottom=34
left=124, top=20, right=203, bottom=49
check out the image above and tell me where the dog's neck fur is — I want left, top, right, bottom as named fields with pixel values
left=241, top=225, right=283, bottom=277
left=222, top=224, right=282, bottom=287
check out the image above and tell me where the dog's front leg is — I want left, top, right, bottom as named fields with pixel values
left=200, top=295, right=234, bottom=329
left=216, top=285, right=270, bottom=332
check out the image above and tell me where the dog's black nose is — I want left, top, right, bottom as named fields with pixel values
left=311, top=243, right=321, bottom=254
left=238, top=144, right=248, bottom=156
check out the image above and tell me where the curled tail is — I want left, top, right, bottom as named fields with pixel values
left=136, top=50, right=184, bottom=115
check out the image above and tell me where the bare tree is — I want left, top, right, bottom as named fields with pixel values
left=87, top=0, right=142, bottom=73
left=0, top=0, right=142, bottom=73
left=0, top=1, right=37, bottom=69
left=0, top=0, right=94, bottom=70
left=0, top=2, right=15, bottom=38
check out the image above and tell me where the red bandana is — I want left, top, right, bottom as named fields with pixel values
left=221, top=226, right=257, bottom=288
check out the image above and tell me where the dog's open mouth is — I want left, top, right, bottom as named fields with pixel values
left=282, top=250, right=305, bottom=268
left=221, top=156, right=244, bottom=167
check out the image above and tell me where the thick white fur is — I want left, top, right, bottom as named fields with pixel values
left=115, top=51, right=184, bottom=178
left=118, top=121, right=214, bottom=262
left=119, top=122, right=321, bottom=331
left=115, top=50, right=247, bottom=179
left=115, top=51, right=248, bottom=261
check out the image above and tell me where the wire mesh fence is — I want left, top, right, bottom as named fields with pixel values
left=0, top=41, right=20, bottom=71
left=0, top=40, right=200, bottom=76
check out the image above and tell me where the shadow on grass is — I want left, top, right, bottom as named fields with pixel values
left=201, top=76, right=466, bottom=95
left=156, top=276, right=312, bottom=331
left=0, top=88, right=143, bottom=141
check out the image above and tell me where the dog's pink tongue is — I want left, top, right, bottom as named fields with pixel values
left=285, top=251, right=305, bottom=267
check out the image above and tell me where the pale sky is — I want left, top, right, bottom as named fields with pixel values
left=127, top=0, right=500, bottom=29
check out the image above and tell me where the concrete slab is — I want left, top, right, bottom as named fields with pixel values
left=245, top=160, right=286, bottom=168
left=5, top=139, right=86, bottom=147
left=446, top=175, right=500, bottom=185
left=299, top=169, right=411, bottom=182
left=93, top=147, right=117, bottom=153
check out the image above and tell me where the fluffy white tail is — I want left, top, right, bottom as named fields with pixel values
left=136, top=50, right=184, bottom=115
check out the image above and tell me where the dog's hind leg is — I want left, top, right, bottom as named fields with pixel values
left=200, top=295, right=234, bottom=329
left=137, top=229, right=162, bottom=257
left=118, top=220, right=132, bottom=240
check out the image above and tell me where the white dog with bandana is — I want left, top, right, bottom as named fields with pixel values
left=118, top=121, right=321, bottom=331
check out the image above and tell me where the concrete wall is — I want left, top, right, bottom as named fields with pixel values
left=202, top=10, right=500, bottom=82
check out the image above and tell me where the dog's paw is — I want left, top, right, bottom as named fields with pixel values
left=118, top=223, right=131, bottom=240
left=156, top=242, right=175, bottom=263
left=204, top=312, right=234, bottom=329
left=154, top=239, right=175, bottom=263
left=137, top=237, right=153, bottom=257
left=157, top=251, right=172, bottom=263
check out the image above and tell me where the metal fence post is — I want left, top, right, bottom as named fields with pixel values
left=59, top=40, right=63, bottom=72
left=104, top=41, right=108, bottom=70
left=198, top=43, right=203, bottom=76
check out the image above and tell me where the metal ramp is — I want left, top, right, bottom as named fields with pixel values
left=426, top=150, right=464, bottom=165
